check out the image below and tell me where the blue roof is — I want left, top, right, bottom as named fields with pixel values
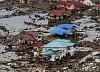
left=41, top=49, right=56, bottom=55
left=53, top=39, right=71, bottom=42
left=42, top=39, right=75, bottom=48
left=49, top=27, right=71, bottom=35
left=56, top=23, right=77, bottom=29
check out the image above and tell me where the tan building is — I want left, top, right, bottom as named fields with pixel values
left=19, top=0, right=33, bottom=4
left=19, top=0, right=27, bottom=4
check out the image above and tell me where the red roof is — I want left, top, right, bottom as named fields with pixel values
left=22, top=34, right=35, bottom=41
left=26, top=31, right=40, bottom=37
left=57, top=1, right=73, bottom=6
left=72, top=1, right=85, bottom=8
left=34, top=42, right=44, bottom=47
left=50, top=9, right=65, bottom=16
left=57, top=1, right=85, bottom=8
left=18, top=31, right=40, bottom=41
left=50, top=9, right=71, bottom=16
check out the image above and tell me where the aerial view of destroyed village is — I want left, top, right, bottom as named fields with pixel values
left=0, top=0, right=100, bottom=72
